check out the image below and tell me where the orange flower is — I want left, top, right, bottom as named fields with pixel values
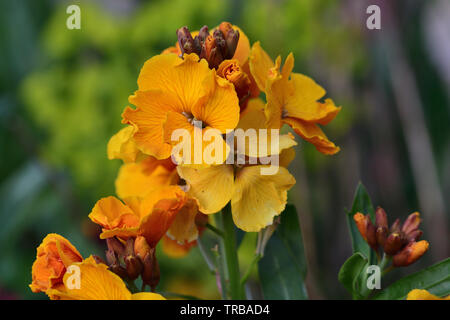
left=249, top=42, right=341, bottom=155
left=30, top=234, right=82, bottom=295
left=122, top=53, right=239, bottom=163
left=47, top=256, right=165, bottom=300
left=88, top=186, right=187, bottom=247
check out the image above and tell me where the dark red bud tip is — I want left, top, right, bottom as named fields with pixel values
left=376, top=226, right=388, bottom=247
left=366, top=220, right=378, bottom=250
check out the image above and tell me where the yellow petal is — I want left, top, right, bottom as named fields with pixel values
left=283, top=117, right=340, bottom=155
left=232, top=25, right=250, bottom=66
left=236, top=98, right=297, bottom=157
left=137, top=53, right=215, bottom=113
left=231, top=166, right=295, bottom=232
left=131, top=292, right=166, bottom=300
left=49, top=256, right=132, bottom=300
left=191, top=76, right=240, bottom=134
left=249, top=42, right=276, bottom=92
left=167, top=199, right=199, bottom=243
left=107, top=126, right=142, bottom=163
left=177, top=165, right=234, bottom=214
left=406, top=289, right=450, bottom=300
left=283, top=74, right=340, bottom=124
left=115, top=159, right=176, bottom=199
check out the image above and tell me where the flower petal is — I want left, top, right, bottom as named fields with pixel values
left=231, top=166, right=295, bottom=232
left=131, top=292, right=166, bottom=300
left=177, top=165, right=234, bottom=214
left=283, top=117, right=340, bottom=155
left=107, top=126, right=142, bottom=163
left=137, top=53, right=215, bottom=113
left=49, top=256, right=132, bottom=300
left=249, top=42, right=275, bottom=92
left=167, top=199, right=199, bottom=243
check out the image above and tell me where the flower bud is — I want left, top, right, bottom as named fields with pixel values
left=366, top=220, right=378, bottom=250
left=393, top=240, right=429, bottom=267
left=142, top=250, right=160, bottom=291
left=125, top=255, right=143, bottom=280
left=375, top=207, right=388, bottom=229
left=401, top=212, right=421, bottom=235
left=106, top=237, right=125, bottom=257
left=376, top=226, right=388, bottom=247
left=353, top=212, right=367, bottom=241
left=134, top=236, right=152, bottom=261
left=217, top=59, right=251, bottom=101
left=383, top=232, right=405, bottom=255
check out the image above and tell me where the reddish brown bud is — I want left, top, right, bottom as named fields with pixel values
left=106, top=237, right=125, bottom=257
left=92, top=255, right=106, bottom=265
left=366, top=219, right=378, bottom=250
left=177, top=26, right=196, bottom=55
left=108, top=264, right=128, bottom=279
left=406, top=229, right=423, bottom=243
left=142, top=249, right=160, bottom=291
left=383, top=232, right=406, bottom=255
left=376, top=226, right=388, bottom=247
left=390, top=218, right=401, bottom=233
left=393, top=240, right=429, bottom=267
left=375, top=207, right=388, bottom=229
left=125, top=255, right=143, bottom=280
left=106, top=248, right=117, bottom=266
left=402, top=212, right=421, bottom=235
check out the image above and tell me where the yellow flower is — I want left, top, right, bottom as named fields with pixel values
left=249, top=42, right=341, bottom=155
left=122, top=53, right=240, bottom=162
left=30, top=234, right=83, bottom=296
left=88, top=186, right=187, bottom=247
left=177, top=99, right=296, bottom=232
left=107, top=125, right=144, bottom=163
left=406, top=289, right=450, bottom=300
left=47, top=256, right=165, bottom=300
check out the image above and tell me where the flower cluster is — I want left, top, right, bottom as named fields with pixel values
left=30, top=22, right=341, bottom=299
left=354, top=207, right=429, bottom=267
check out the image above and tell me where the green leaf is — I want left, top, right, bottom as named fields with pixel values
left=372, top=258, right=450, bottom=300
left=338, top=252, right=368, bottom=299
left=346, top=183, right=376, bottom=265
left=258, top=204, right=308, bottom=299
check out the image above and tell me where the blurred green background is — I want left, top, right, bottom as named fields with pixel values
left=0, top=0, right=449, bottom=299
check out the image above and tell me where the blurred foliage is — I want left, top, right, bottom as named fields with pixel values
left=0, top=0, right=448, bottom=299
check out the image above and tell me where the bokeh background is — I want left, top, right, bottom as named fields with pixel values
left=0, top=0, right=449, bottom=299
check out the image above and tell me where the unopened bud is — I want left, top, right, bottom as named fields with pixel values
left=134, top=236, right=152, bottom=261
left=393, top=240, right=429, bottom=267
left=106, top=237, right=125, bottom=257
left=401, top=212, right=421, bottom=235
left=376, top=226, right=388, bottom=247
left=383, top=232, right=405, bottom=255
left=125, top=255, right=143, bottom=280
left=375, top=207, right=388, bottom=229
left=142, top=250, right=160, bottom=291
left=366, top=220, right=378, bottom=250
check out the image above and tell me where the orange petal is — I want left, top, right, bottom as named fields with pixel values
left=232, top=25, right=250, bottom=66
left=162, top=235, right=195, bottom=259
left=283, top=117, right=340, bottom=155
left=122, top=90, right=180, bottom=159
left=30, top=234, right=83, bottom=294
left=88, top=196, right=140, bottom=235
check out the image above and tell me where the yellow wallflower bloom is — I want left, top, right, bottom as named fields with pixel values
left=249, top=41, right=341, bottom=155
left=88, top=186, right=187, bottom=247
left=406, top=289, right=450, bottom=300
left=47, top=256, right=165, bottom=300
left=122, top=53, right=240, bottom=162
left=177, top=99, right=296, bottom=232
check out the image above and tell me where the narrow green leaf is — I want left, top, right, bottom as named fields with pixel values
left=258, top=205, right=308, bottom=299
left=338, top=252, right=368, bottom=298
left=346, top=182, right=376, bottom=265
left=372, top=258, right=450, bottom=300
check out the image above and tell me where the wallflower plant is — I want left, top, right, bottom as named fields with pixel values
left=30, top=22, right=449, bottom=301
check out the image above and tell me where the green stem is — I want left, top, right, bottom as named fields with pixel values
left=215, top=203, right=242, bottom=300
left=206, top=223, right=224, bottom=237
